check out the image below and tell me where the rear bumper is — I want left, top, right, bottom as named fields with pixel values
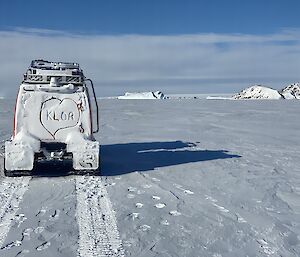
left=5, top=139, right=99, bottom=171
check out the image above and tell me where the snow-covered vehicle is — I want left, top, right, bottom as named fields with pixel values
left=4, top=60, right=99, bottom=176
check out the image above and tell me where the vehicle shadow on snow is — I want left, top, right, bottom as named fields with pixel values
left=7, top=141, right=240, bottom=177
left=101, top=141, right=241, bottom=176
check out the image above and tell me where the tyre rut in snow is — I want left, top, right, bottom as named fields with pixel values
left=0, top=177, right=30, bottom=247
left=75, top=176, right=124, bottom=257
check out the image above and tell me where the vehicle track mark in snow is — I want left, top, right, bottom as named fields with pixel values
left=36, top=241, right=51, bottom=251
left=21, top=228, right=32, bottom=241
left=154, top=203, right=166, bottom=209
left=235, top=213, right=247, bottom=223
left=36, top=208, right=46, bottom=217
left=141, top=184, right=152, bottom=189
left=173, top=183, right=194, bottom=195
left=75, top=176, right=124, bottom=257
left=139, top=224, right=151, bottom=232
left=205, top=195, right=248, bottom=224
left=0, top=177, right=30, bottom=248
left=127, top=193, right=135, bottom=199
left=212, top=203, right=230, bottom=213
left=169, top=210, right=181, bottom=216
left=127, top=186, right=137, bottom=192
left=151, top=177, right=160, bottom=182
left=160, top=219, right=170, bottom=226
left=205, top=195, right=230, bottom=213
left=256, top=239, right=279, bottom=255
left=15, top=249, right=30, bottom=257
left=128, top=213, right=139, bottom=220
left=152, top=195, right=161, bottom=200
left=135, top=203, right=143, bottom=209
left=14, top=213, right=27, bottom=227
left=1, top=240, right=22, bottom=250
left=184, top=189, right=194, bottom=195
left=49, top=209, right=60, bottom=220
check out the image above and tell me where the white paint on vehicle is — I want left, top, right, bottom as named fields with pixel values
left=0, top=177, right=30, bottom=247
left=75, top=176, right=124, bottom=257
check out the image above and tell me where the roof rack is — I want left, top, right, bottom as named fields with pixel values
left=23, top=60, right=85, bottom=85
left=31, top=60, right=80, bottom=70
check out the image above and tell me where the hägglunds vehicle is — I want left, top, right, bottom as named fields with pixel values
left=4, top=60, right=99, bottom=176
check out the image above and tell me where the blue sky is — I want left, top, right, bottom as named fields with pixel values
left=0, top=0, right=300, bottom=96
left=1, top=0, right=300, bottom=35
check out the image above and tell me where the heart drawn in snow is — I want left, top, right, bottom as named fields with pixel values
left=40, top=97, right=80, bottom=138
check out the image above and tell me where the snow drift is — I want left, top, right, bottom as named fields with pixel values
left=280, top=83, right=300, bottom=99
left=232, top=85, right=283, bottom=100
left=118, top=91, right=165, bottom=99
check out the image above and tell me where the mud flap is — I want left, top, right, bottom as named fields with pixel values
left=5, top=141, right=35, bottom=171
left=68, top=141, right=99, bottom=170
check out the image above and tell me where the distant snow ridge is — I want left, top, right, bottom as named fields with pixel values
left=232, top=85, right=283, bottom=100
left=118, top=91, right=165, bottom=99
left=280, top=83, right=300, bottom=99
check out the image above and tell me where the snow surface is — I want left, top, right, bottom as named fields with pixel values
left=232, top=85, right=283, bottom=99
left=167, top=94, right=232, bottom=99
left=117, top=91, right=165, bottom=99
left=1, top=98, right=300, bottom=256
left=280, top=83, right=300, bottom=99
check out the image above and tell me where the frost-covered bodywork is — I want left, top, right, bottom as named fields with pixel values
left=5, top=60, right=99, bottom=175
